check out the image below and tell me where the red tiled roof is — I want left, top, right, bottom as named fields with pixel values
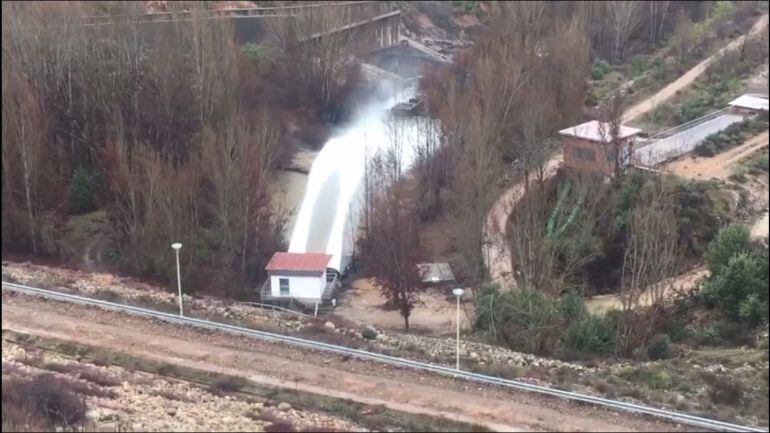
left=265, top=252, right=331, bottom=273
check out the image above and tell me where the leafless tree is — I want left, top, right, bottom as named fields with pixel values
left=361, top=149, right=424, bottom=330
left=606, top=1, right=643, bottom=64
left=267, top=1, right=387, bottom=122
left=1, top=70, right=47, bottom=253
left=617, top=177, right=680, bottom=354
left=599, top=90, right=627, bottom=182
left=508, top=176, right=611, bottom=297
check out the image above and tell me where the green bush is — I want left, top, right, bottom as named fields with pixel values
left=69, top=168, right=103, bottom=214
left=693, top=326, right=720, bottom=345
left=474, top=284, right=560, bottom=355
left=591, top=58, right=612, bottom=80
left=671, top=177, right=729, bottom=254
left=751, top=154, right=769, bottom=172
left=563, top=314, right=618, bottom=358
left=630, top=54, right=650, bottom=77
left=651, top=370, right=674, bottom=390
left=69, top=168, right=93, bottom=214
left=646, top=334, right=672, bottom=360
left=702, top=250, right=769, bottom=326
left=729, top=165, right=749, bottom=183
left=705, top=225, right=750, bottom=275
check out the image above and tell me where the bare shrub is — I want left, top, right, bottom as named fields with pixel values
left=299, top=323, right=360, bottom=348
left=2, top=375, right=87, bottom=430
left=41, top=362, right=121, bottom=387
left=147, top=388, right=194, bottom=403
left=260, top=410, right=297, bottom=433
left=701, top=372, right=744, bottom=405
left=208, top=375, right=248, bottom=395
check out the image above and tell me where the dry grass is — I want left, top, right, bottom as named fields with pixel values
left=470, top=362, right=524, bottom=380
left=2, top=374, right=88, bottom=431
left=41, top=361, right=121, bottom=387
left=259, top=409, right=298, bottom=433
left=146, top=388, right=194, bottom=402
left=298, top=323, right=361, bottom=349
left=208, top=375, right=248, bottom=395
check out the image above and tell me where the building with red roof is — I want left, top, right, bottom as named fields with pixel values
left=262, top=252, right=336, bottom=303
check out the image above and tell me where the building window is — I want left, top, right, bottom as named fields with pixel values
left=279, top=278, right=290, bottom=295
left=574, top=147, right=596, bottom=161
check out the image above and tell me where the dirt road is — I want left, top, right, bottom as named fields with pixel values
left=750, top=211, right=769, bottom=241
left=1, top=292, right=681, bottom=432
left=664, top=131, right=769, bottom=181
left=621, top=14, right=769, bottom=123
left=484, top=158, right=561, bottom=289
left=335, top=278, right=472, bottom=335
left=586, top=267, right=709, bottom=315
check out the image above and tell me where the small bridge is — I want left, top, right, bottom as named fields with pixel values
left=81, top=1, right=405, bottom=55
left=633, top=108, right=745, bottom=167
left=81, top=1, right=380, bottom=25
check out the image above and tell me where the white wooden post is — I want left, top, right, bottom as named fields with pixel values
left=314, top=302, right=318, bottom=317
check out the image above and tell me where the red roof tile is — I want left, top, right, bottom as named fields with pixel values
left=265, top=252, right=331, bottom=273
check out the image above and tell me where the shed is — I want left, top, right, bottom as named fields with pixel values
left=417, top=262, right=456, bottom=287
left=262, top=252, right=336, bottom=302
left=728, top=94, right=769, bottom=115
left=558, top=120, right=642, bottom=177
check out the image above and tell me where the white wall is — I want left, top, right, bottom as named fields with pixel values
left=270, top=273, right=325, bottom=299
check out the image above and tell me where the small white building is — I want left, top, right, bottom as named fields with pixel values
left=728, top=94, right=769, bottom=116
left=261, top=252, right=336, bottom=303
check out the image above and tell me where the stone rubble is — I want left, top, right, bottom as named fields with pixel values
left=3, top=261, right=593, bottom=375
left=2, top=342, right=363, bottom=432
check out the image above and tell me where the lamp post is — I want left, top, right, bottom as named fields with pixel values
left=171, top=242, right=183, bottom=316
left=452, top=287, right=465, bottom=371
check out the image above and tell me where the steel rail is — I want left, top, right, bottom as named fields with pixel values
left=2, top=281, right=766, bottom=433
left=82, top=1, right=379, bottom=23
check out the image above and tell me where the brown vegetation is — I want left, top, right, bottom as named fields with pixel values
left=420, top=2, right=589, bottom=283
left=0, top=1, right=372, bottom=295
left=360, top=123, right=424, bottom=330
left=2, top=375, right=88, bottom=432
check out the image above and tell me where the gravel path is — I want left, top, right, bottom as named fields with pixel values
left=621, top=14, right=768, bottom=123
left=664, top=131, right=769, bottom=181
left=1, top=292, right=684, bottom=432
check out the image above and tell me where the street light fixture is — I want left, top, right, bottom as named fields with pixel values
left=171, top=242, right=183, bottom=316
left=452, top=287, right=465, bottom=371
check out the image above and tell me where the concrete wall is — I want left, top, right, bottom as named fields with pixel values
left=563, top=137, right=635, bottom=177
left=366, top=47, right=429, bottom=78
left=270, top=273, right=325, bottom=299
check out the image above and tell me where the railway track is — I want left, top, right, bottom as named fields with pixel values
left=2, top=281, right=767, bottom=433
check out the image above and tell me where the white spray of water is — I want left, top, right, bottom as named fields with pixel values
left=288, top=83, right=429, bottom=272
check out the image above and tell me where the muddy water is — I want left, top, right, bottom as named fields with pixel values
left=270, top=170, right=308, bottom=241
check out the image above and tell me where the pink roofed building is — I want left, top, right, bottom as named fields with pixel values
left=558, top=120, right=642, bottom=178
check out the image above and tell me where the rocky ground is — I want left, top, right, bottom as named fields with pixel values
left=3, top=260, right=768, bottom=427
left=1, top=261, right=589, bottom=374
left=2, top=341, right=361, bottom=432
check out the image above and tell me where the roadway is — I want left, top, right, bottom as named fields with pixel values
left=3, top=282, right=765, bottom=432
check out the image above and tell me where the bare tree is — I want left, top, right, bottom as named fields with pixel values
left=361, top=150, right=424, bottom=330
left=267, top=2, right=387, bottom=122
left=1, top=71, right=47, bottom=253
left=599, top=90, right=628, bottom=182
left=508, top=176, right=610, bottom=297
left=200, top=110, right=283, bottom=289
left=606, top=1, right=643, bottom=64
left=617, top=177, right=680, bottom=354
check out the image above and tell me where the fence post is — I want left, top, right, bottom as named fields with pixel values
left=314, top=302, right=318, bottom=317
